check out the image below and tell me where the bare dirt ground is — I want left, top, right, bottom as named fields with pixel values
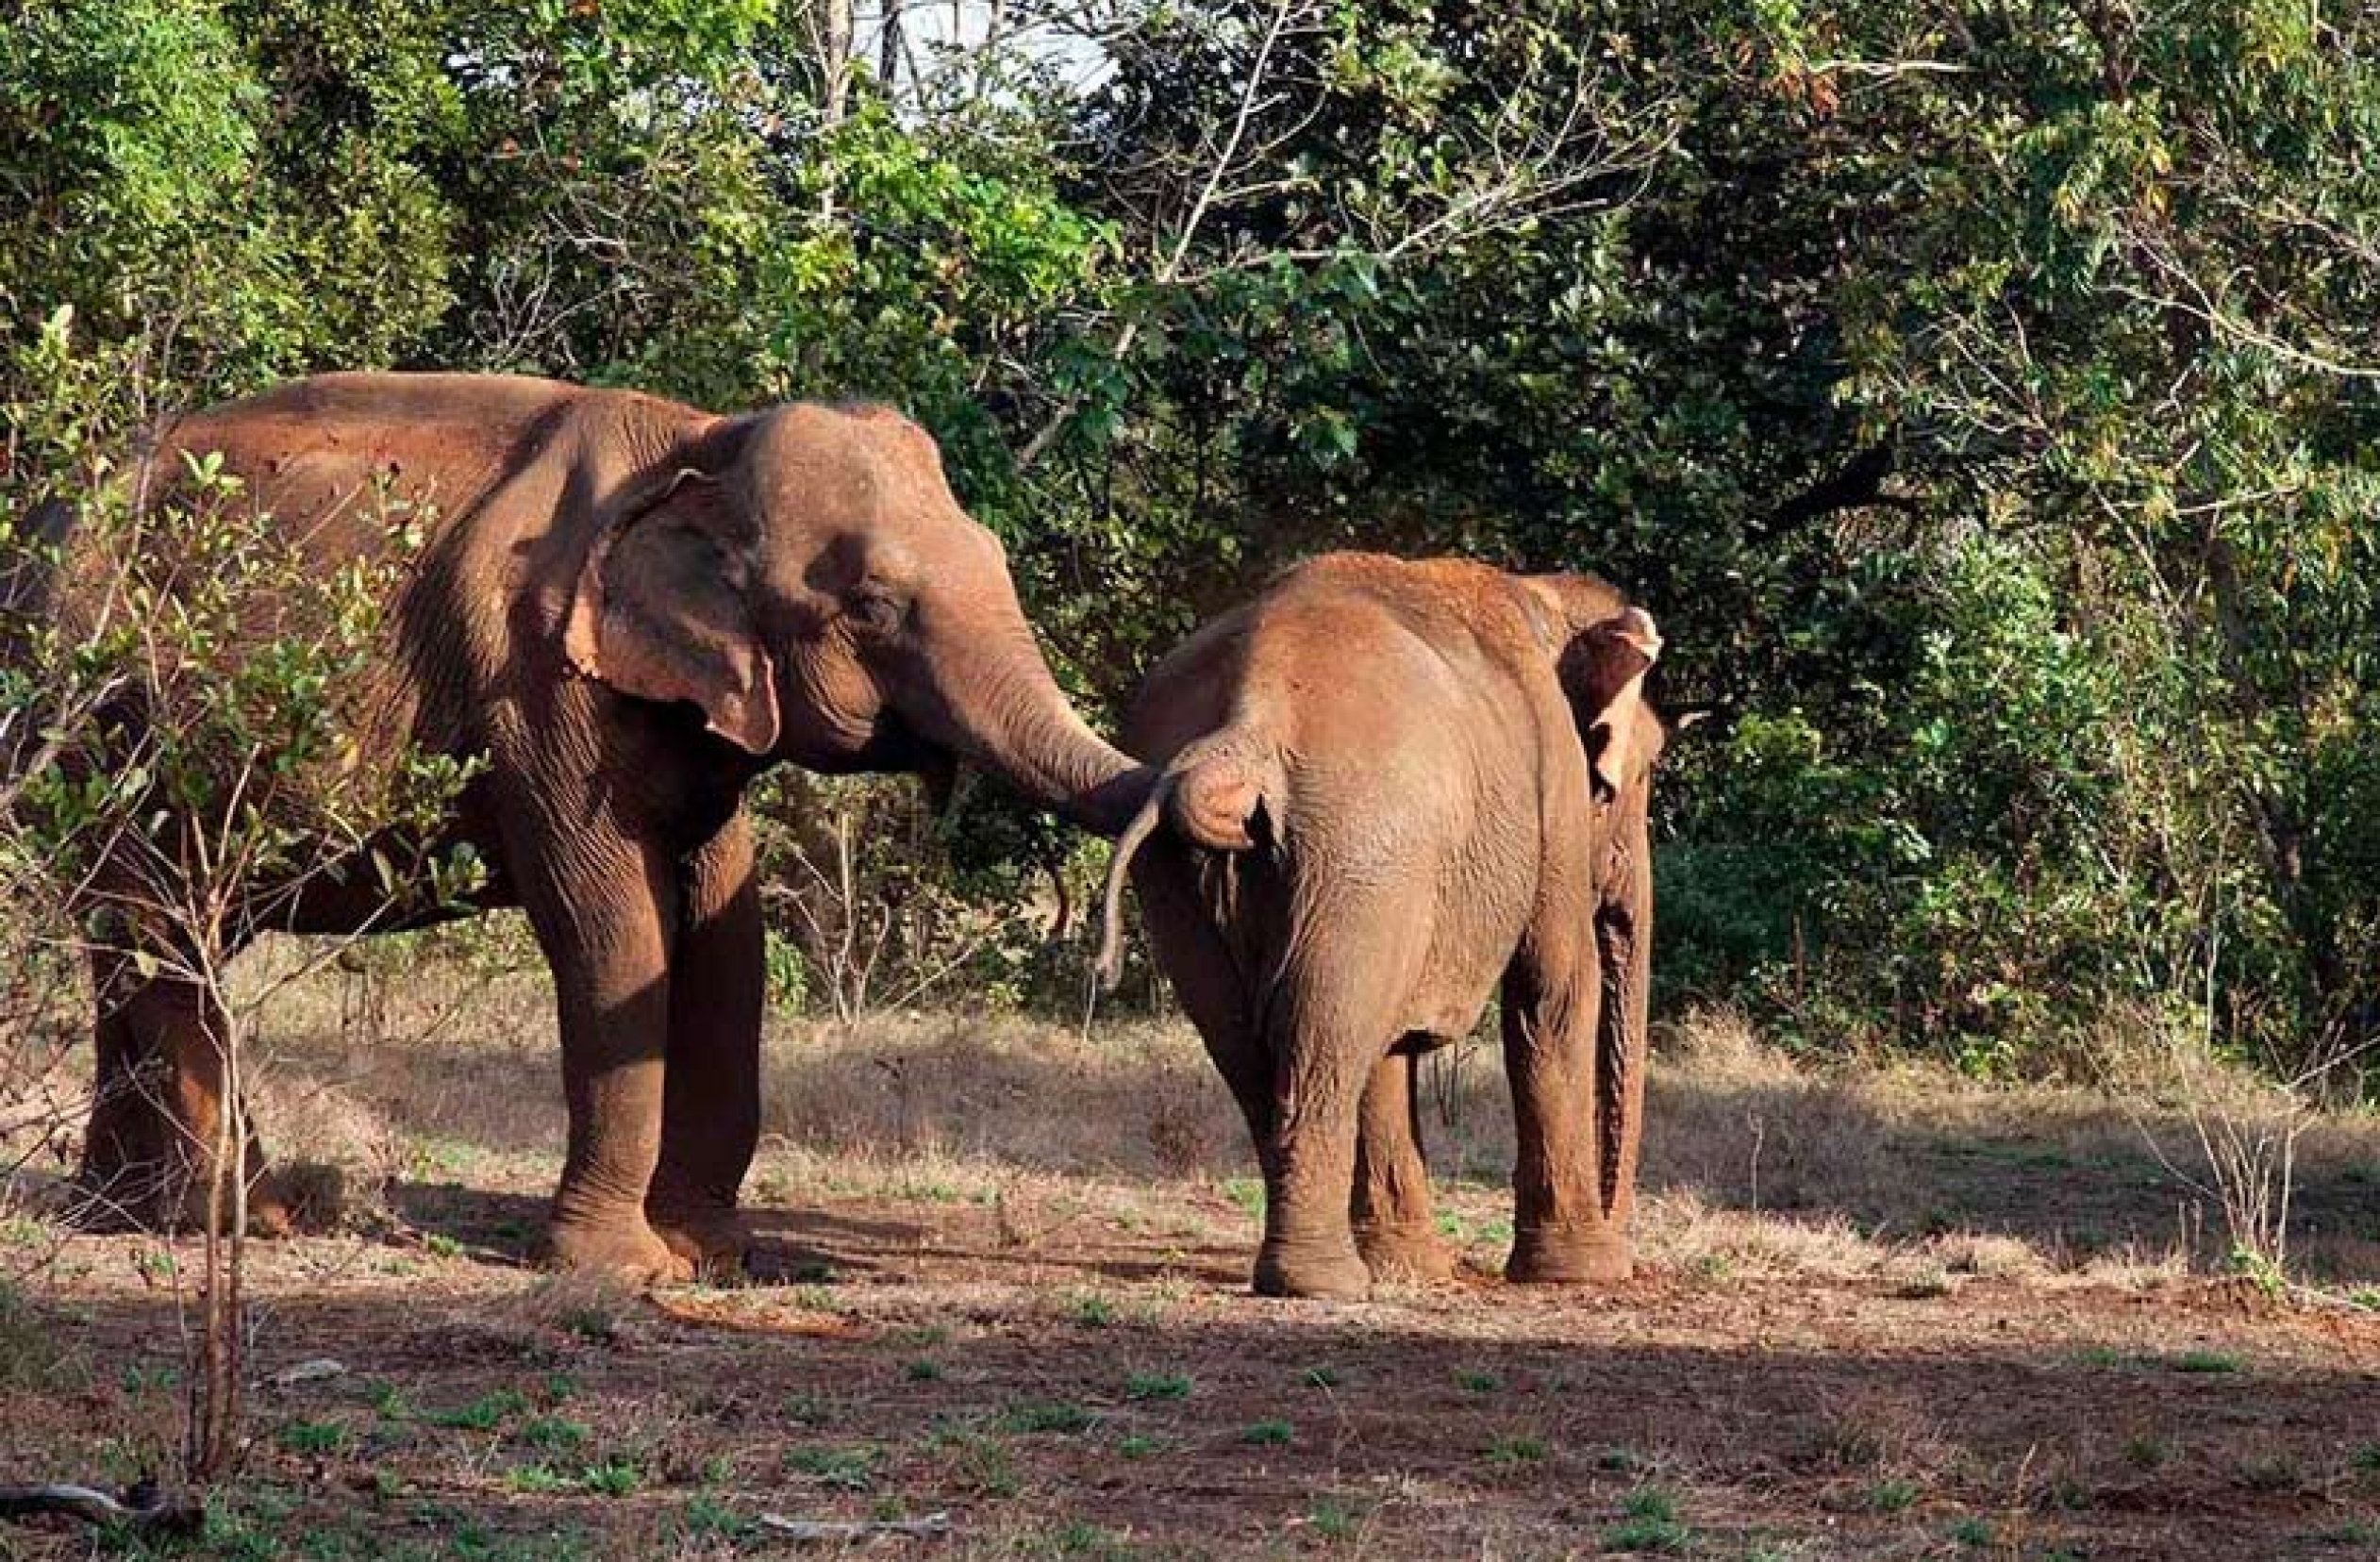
left=3, top=943, right=2378, bottom=1560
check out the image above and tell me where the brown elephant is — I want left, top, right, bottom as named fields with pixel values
left=30, top=372, right=1151, bottom=1280
left=1097, top=553, right=1661, bottom=1299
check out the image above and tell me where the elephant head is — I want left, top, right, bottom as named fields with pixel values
left=564, top=402, right=1150, bottom=833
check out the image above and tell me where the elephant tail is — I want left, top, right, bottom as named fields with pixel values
left=1093, top=732, right=1283, bottom=991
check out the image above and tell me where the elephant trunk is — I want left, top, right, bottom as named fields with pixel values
left=916, top=616, right=1154, bottom=839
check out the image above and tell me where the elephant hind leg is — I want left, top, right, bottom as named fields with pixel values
left=1251, top=900, right=1436, bottom=1303
left=1351, top=1048, right=1454, bottom=1283
left=74, top=957, right=289, bottom=1237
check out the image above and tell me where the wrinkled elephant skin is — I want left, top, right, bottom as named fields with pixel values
left=40, top=372, right=1151, bottom=1279
left=1102, top=554, right=1661, bottom=1299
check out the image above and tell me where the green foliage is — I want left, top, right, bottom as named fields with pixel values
left=7, top=0, right=2380, bottom=1086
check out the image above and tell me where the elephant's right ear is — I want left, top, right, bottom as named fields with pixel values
left=564, top=421, right=782, bottom=756
left=1559, top=607, right=1661, bottom=800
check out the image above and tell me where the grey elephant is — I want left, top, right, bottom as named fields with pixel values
left=1099, top=553, right=1662, bottom=1299
left=23, top=372, right=1152, bottom=1281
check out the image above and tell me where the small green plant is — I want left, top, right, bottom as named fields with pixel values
left=1485, top=1434, right=1547, bottom=1469
left=1308, top=1500, right=1358, bottom=1540
left=1240, top=1420, right=1293, bottom=1447
left=1689, top=1252, right=1733, bottom=1282
left=1301, top=1366, right=1342, bottom=1389
left=1117, top=1434, right=1159, bottom=1460
left=1604, top=1487, right=1690, bottom=1554
left=905, top=1358, right=944, bottom=1381
left=2226, top=1243, right=2287, bottom=1299
left=275, top=1420, right=349, bottom=1454
left=930, top=1424, right=1020, bottom=1497
left=784, top=1445, right=879, bottom=1490
left=679, top=1494, right=753, bottom=1541
left=2172, top=1350, right=2243, bottom=1374
left=423, top=1232, right=464, bottom=1260
left=365, top=1382, right=412, bottom=1420
left=785, top=1392, right=834, bottom=1425
left=1596, top=1447, right=1649, bottom=1473
left=1948, top=1517, right=1993, bottom=1549
left=2354, top=1443, right=2380, bottom=1476
left=515, top=1415, right=590, bottom=1452
left=1866, top=1478, right=1918, bottom=1512
left=119, top=1363, right=178, bottom=1395
left=427, top=1388, right=528, bottom=1431
left=1124, top=1371, right=1190, bottom=1402
left=1005, top=1401, right=1095, bottom=1435
left=502, top=1462, right=571, bottom=1494
left=576, top=1457, right=642, bottom=1497
left=2123, top=1434, right=2169, bottom=1469
left=1221, top=1178, right=1266, bottom=1219
left=1456, top=1368, right=1502, bottom=1394
left=1070, top=1293, right=1116, bottom=1328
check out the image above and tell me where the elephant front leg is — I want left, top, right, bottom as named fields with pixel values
left=75, top=955, right=288, bottom=1237
left=645, top=813, right=763, bottom=1275
left=1500, top=928, right=1631, bottom=1285
left=511, top=812, right=688, bottom=1285
left=1350, top=1050, right=1454, bottom=1282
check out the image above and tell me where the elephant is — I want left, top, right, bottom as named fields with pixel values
left=21, top=371, right=1151, bottom=1280
left=1097, top=553, right=1661, bottom=1299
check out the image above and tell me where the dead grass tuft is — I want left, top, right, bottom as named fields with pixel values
left=501, top=1270, right=643, bottom=1348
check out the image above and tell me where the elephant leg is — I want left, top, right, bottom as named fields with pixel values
left=1253, top=897, right=1427, bottom=1302
left=1591, top=792, right=1655, bottom=1244
left=75, top=955, right=287, bottom=1236
left=646, top=812, right=762, bottom=1274
left=506, top=804, right=687, bottom=1284
left=1350, top=1050, right=1453, bottom=1282
left=75, top=958, right=166, bottom=1228
left=1133, top=844, right=1277, bottom=1163
left=1500, top=915, right=1629, bottom=1285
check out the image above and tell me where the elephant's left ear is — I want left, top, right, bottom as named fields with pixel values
left=1560, top=607, right=1661, bottom=800
left=564, top=424, right=782, bottom=756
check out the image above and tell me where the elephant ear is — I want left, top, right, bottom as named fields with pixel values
left=1558, top=606, right=1661, bottom=800
left=563, top=425, right=781, bottom=756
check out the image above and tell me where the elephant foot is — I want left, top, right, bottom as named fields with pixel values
left=70, top=1153, right=293, bottom=1238
left=1355, top=1221, right=1456, bottom=1284
left=547, top=1214, right=695, bottom=1287
left=1506, top=1224, right=1632, bottom=1286
left=1253, top=1238, right=1373, bottom=1301
left=645, top=1198, right=747, bottom=1281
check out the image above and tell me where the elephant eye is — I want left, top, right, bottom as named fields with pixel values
left=847, top=585, right=906, bottom=637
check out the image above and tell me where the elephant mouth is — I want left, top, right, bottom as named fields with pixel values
left=824, top=712, right=962, bottom=817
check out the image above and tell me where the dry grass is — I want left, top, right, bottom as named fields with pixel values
left=1, top=939, right=2376, bottom=1561
left=1, top=932, right=2370, bottom=1298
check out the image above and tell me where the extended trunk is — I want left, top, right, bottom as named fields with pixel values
left=917, top=618, right=1155, bottom=839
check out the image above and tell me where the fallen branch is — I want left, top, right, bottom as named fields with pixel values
left=0, top=1480, right=203, bottom=1534
left=756, top=1509, right=955, bottom=1543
